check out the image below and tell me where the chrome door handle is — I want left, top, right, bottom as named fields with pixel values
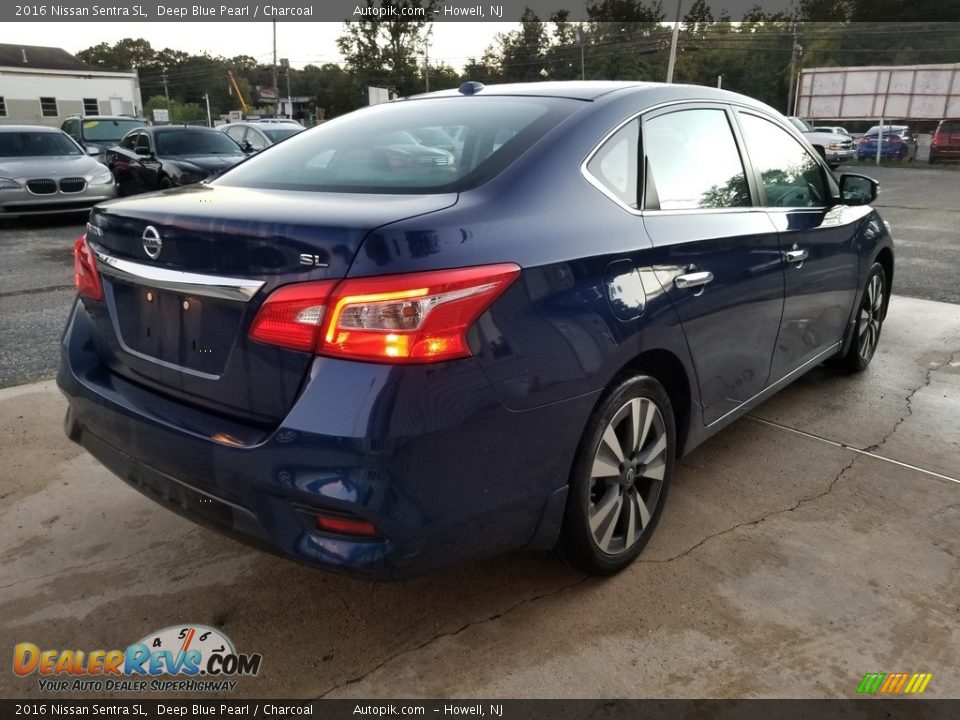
left=785, top=248, right=808, bottom=264
left=674, top=271, right=714, bottom=290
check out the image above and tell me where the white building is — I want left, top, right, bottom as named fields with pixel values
left=0, top=44, right=142, bottom=127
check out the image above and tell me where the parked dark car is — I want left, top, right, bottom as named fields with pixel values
left=856, top=125, right=918, bottom=161
left=929, top=119, right=960, bottom=163
left=106, top=126, right=247, bottom=195
left=219, top=121, right=303, bottom=153
left=61, top=115, right=147, bottom=164
left=59, top=81, right=893, bottom=578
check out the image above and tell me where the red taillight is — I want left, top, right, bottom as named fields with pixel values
left=316, top=513, right=377, bottom=538
left=73, top=234, right=103, bottom=301
left=249, top=264, right=520, bottom=363
left=248, top=280, right=336, bottom=352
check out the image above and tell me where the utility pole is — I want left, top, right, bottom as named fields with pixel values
left=161, top=66, right=171, bottom=122
left=666, top=0, right=683, bottom=83
left=203, top=92, right=211, bottom=127
left=786, top=23, right=802, bottom=115
left=575, top=27, right=585, bottom=81
left=280, top=58, right=291, bottom=118
left=423, top=25, right=433, bottom=92
left=272, top=20, right=278, bottom=113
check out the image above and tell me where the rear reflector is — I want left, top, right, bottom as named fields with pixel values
left=73, top=234, right=103, bottom=301
left=249, top=264, right=520, bottom=363
left=248, top=280, right=336, bottom=352
left=316, top=513, right=377, bottom=538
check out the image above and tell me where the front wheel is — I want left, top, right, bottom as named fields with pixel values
left=558, top=375, right=676, bottom=575
left=830, top=262, right=888, bottom=373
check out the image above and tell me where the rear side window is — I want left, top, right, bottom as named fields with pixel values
left=643, top=108, right=750, bottom=210
left=586, top=119, right=639, bottom=209
left=738, top=113, right=828, bottom=208
left=215, top=96, right=580, bottom=194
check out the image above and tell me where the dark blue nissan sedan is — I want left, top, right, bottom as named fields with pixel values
left=59, top=82, right=893, bottom=577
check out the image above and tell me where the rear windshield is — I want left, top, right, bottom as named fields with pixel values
left=81, top=118, right=146, bottom=143
left=155, top=130, right=244, bottom=156
left=214, top=96, right=581, bottom=193
left=0, top=131, right=82, bottom=157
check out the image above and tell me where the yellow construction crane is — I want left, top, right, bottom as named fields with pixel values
left=226, top=70, right=250, bottom=113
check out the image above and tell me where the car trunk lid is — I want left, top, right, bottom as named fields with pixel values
left=86, top=184, right=457, bottom=425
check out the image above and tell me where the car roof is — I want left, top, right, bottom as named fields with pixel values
left=418, top=80, right=658, bottom=101
left=0, top=124, right=65, bottom=133
left=147, top=125, right=221, bottom=132
left=68, top=115, right=144, bottom=121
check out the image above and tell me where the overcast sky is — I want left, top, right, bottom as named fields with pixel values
left=10, top=22, right=514, bottom=72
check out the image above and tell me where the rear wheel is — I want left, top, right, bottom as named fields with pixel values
left=559, top=375, right=675, bottom=575
left=159, top=176, right=173, bottom=189
left=830, top=262, right=888, bottom=373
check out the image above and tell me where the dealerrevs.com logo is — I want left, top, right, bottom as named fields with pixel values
left=13, top=625, right=262, bottom=693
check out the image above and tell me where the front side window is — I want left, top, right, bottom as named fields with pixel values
left=119, top=131, right=138, bottom=150
left=215, top=96, right=580, bottom=194
left=225, top=125, right=246, bottom=143
left=586, top=119, right=639, bottom=209
left=246, top=128, right=267, bottom=150
left=40, top=97, right=58, bottom=118
left=739, top=113, right=828, bottom=208
left=134, top=133, right=152, bottom=153
left=643, top=108, right=750, bottom=210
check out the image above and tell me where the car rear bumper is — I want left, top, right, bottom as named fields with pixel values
left=58, top=298, right=592, bottom=578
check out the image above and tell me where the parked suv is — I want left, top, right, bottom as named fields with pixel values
left=786, top=117, right=855, bottom=167
left=929, top=119, right=960, bottom=163
left=61, top=116, right=147, bottom=164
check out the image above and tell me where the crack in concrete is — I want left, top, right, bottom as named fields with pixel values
left=314, top=455, right=860, bottom=698
left=0, top=528, right=200, bottom=592
left=639, top=455, right=860, bottom=565
left=865, top=349, right=960, bottom=453
left=315, top=573, right=593, bottom=699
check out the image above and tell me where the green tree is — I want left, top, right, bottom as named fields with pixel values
left=337, top=0, right=435, bottom=98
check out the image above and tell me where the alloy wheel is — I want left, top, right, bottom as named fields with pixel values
left=858, top=272, right=884, bottom=361
left=588, top=397, right=667, bottom=555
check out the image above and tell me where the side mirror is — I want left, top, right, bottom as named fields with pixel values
left=839, top=173, right=878, bottom=206
left=134, top=147, right=152, bottom=157
left=86, top=146, right=101, bottom=156
left=242, top=141, right=255, bottom=154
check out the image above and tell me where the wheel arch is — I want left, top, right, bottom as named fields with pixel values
left=608, top=348, right=693, bottom=459
left=874, top=246, right=894, bottom=318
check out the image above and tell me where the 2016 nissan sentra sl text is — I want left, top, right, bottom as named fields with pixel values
left=58, top=82, right=893, bottom=578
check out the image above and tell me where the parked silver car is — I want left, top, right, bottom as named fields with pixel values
left=0, top=126, right=117, bottom=217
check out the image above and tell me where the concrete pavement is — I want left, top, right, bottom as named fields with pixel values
left=0, top=295, right=958, bottom=699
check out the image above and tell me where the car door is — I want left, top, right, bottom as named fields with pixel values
left=735, top=110, right=859, bottom=380
left=639, top=104, right=785, bottom=426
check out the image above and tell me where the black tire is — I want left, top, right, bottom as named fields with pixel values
left=558, top=375, right=676, bottom=575
left=829, top=262, right=888, bottom=373
left=159, top=176, right=173, bottom=189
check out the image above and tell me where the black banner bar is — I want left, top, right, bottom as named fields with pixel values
left=2, top=0, right=954, bottom=23
left=2, top=700, right=959, bottom=719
